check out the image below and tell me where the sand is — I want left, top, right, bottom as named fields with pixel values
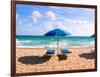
left=16, top=47, right=95, bottom=73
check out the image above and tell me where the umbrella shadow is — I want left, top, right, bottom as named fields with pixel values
left=57, top=54, right=67, bottom=60
left=79, top=52, right=95, bottom=59
left=18, top=55, right=51, bottom=65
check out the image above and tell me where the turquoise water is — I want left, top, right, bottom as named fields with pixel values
left=16, top=35, right=95, bottom=48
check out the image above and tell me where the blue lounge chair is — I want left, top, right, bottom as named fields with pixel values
left=46, top=50, right=55, bottom=54
left=61, top=49, right=72, bottom=54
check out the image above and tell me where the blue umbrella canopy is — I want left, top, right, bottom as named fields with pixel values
left=44, top=29, right=70, bottom=36
left=44, top=29, right=71, bottom=54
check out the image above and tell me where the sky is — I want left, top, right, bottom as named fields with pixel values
left=16, top=4, right=95, bottom=36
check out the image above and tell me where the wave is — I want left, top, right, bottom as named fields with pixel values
left=16, top=40, right=32, bottom=43
left=16, top=44, right=57, bottom=48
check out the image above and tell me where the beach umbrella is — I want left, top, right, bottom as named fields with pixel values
left=44, top=28, right=71, bottom=54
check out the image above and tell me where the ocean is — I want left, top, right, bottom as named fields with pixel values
left=16, top=35, right=95, bottom=48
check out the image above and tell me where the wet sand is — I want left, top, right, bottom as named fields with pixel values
left=16, top=47, right=95, bottom=73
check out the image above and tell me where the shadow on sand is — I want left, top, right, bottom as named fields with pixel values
left=18, top=55, right=51, bottom=65
left=57, top=54, right=67, bottom=60
left=79, top=52, right=95, bottom=59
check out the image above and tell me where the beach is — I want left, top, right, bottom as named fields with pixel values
left=16, top=47, right=95, bottom=73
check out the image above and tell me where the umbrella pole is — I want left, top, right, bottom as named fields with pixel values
left=57, top=36, right=59, bottom=54
left=58, top=36, right=59, bottom=54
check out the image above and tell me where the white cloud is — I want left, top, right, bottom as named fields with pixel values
left=43, top=22, right=54, bottom=32
left=18, top=20, right=22, bottom=26
left=32, top=10, right=42, bottom=23
left=63, top=18, right=88, bottom=25
left=46, top=11, right=56, bottom=20
left=62, top=18, right=94, bottom=36
left=49, top=6, right=61, bottom=9
left=64, top=7, right=94, bottom=13
left=32, top=10, right=42, bottom=18
left=43, top=17, right=94, bottom=36
left=17, top=10, right=94, bottom=36
left=78, top=8, right=95, bottom=13
left=16, top=14, right=19, bottom=21
left=27, top=23, right=32, bottom=27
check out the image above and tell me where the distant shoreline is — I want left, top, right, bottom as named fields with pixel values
left=16, top=46, right=94, bottom=49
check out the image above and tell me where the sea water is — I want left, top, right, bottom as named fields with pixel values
left=16, top=35, right=95, bottom=48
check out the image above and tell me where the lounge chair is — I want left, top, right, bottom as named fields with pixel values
left=46, top=50, right=55, bottom=55
left=44, top=49, right=71, bottom=60
left=60, top=49, right=72, bottom=54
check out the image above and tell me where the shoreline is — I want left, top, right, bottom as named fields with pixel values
left=16, top=46, right=94, bottom=49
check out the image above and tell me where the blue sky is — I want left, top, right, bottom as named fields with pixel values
left=16, top=4, right=95, bottom=36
